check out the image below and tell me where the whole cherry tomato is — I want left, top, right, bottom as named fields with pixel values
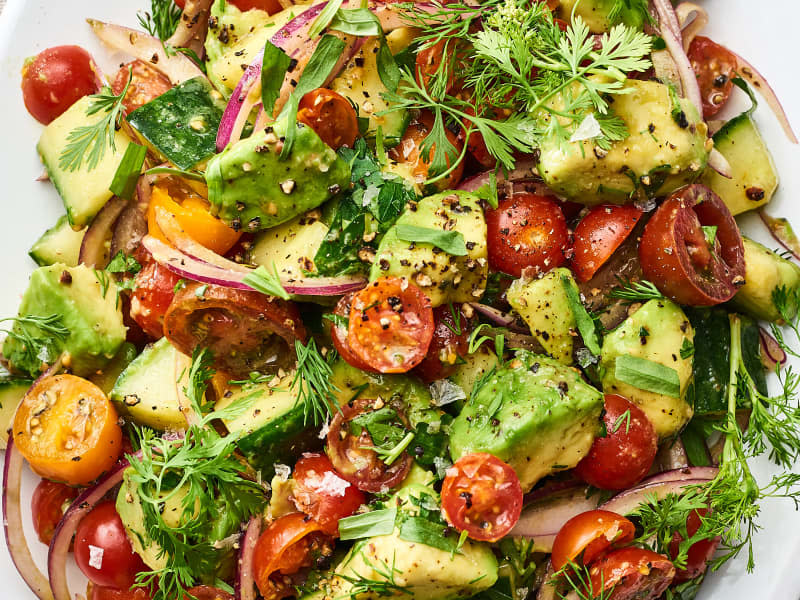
left=129, top=250, right=181, bottom=340
left=330, top=292, right=378, bottom=373
left=111, top=60, right=172, bottom=115
left=550, top=510, right=636, bottom=571
left=588, top=547, right=676, bottom=600
left=687, top=36, right=738, bottom=119
left=572, top=205, right=643, bottom=282
left=414, top=304, right=471, bottom=383
left=31, top=479, right=79, bottom=546
left=486, top=192, right=569, bottom=277
left=574, top=394, right=658, bottom=491
left=297, top=88, right=359, bottom=150
left=292, top=453, right=366, bottom=535
left=21, top=45, right=99, bottom=124
left=668, top=508, right=720, bottom=583
left=441, top=453, right=523, bottom=543
left=75, top=501, right=148, bottom=590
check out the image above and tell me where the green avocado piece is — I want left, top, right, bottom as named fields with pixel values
left=555, top=0, right=647, bottom=32
left=537, top=80, right=709, bottom=204
left=90, top=342, right=138, bottom=396
left=447, top=345, right=498, bottom=410
left=28, top=215, right=86, bottom=267
left=206, top=119, right=351, bottom=232
left=0, top=377, right=33, bottom=449
left=600, top=299, right=694, bottom=439
left=371, top=191, right=488, bottom=307
left=730, top=237, right=800, bottom=323
left=3, top=264, right=126, bottom=377
left=507, top=268, right=578, bottom=365
left=450, top=352, right=603, bottom=492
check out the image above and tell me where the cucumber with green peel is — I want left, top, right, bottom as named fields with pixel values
left=0, top=377, right=33, bottom=449
left=28, top=215, right=86, bottom=267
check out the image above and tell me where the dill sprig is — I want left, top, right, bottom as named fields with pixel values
left=607, top=279, right=665, bottom=303
left=0, top=314, right=69, bottom=373
left=336, top=552, right=412, bottom=597
left=292, top=339, right=340, bottom=425
left=137, top=0, right=183, bottom=41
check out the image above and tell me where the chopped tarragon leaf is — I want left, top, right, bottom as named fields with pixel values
left=242, top=264, right=290, bottom=300
left=395, top=224, right=468, bottom=256
left=614, top=355, right=681, bottom=398
left=339, top=507, right=398, bottom=540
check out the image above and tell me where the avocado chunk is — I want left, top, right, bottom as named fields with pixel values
left=3, top=264, right=126, bottom=377
left=205, top=118, right=351, bottom=232
left=37, top=97, right=133, bottom=227
left=555, top=0, right=647, bottom=32
left=0, top=376, right=33, bottom=449
left=600, top=299, right=694, bottom=438
left=448, top=345, right=498, bottom=409
left=28, top=215, right=86, bottom=267
left=537, top=80, right=709, bottom=204
left=507, top=268, right=579, bottom=365
left=450, top=352, right=604, bottom=492
left=731, top=237, right=800, bottom=323
left=372, top=191, right=488, bottom=307
left=91, top=342, right=138, bottom=396
left=110, top=338, right=191, bottom=431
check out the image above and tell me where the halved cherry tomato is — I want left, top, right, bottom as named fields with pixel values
left=227, top=0, right=284, bottom=13
left=347, top=277, right=434, bottom=373
left=687, top=36, right=738, bottom=119
left=129, top=250, right=182, bottom=340
left=326, top=398, right=413, bottom=493
left=588, top=547, right=676, bottom=600
left=572, top=205, right=643, bottom=282
left=88, top=584, right=151, bottom=600
left=389, top=111, right=465, bottom=190
left=147, top=182, right=242, bottom=256
left=21, top=45, right=99, bottom=124
left=414, top=304, right=470, bottom=383
left=297, top=88, right=359, bottom=150
left=182, top=587, right=235, bottom=600
left=551, top=510, right=636, bottom=571
left=292, top=453, right=366, bottom=535
left=415, top=39, right=464, bottom=97
left=253, top=512, right=333, bottom=600
left=330, top=292, right=378, bottom=373
left=31, top=479, right=79, bottom=546
left=486, top=192, right=569, bottom=277
left=75, top=501, right=148, bottom=590
left=441, top=453, right=523, bottom=542
left=111, top=60, right=172, bottom=115
left=639, top=184, right=745, bottom=306
left=164, top=281, right=307, bottom=378
left=668, top=508, right=720, bottom=583
left=574, top=394, right=658, bottom=491
left=13, top=375, right=122, bottom=485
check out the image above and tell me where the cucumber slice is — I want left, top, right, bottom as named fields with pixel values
left=28, top=215, right=86, bottom=267
left=0, top=378, right=33, bottom=449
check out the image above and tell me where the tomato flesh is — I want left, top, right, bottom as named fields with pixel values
left=572, top=205, right=643, bottom=282
left=31, top=479, right=79, bottom=546
left=688, top=36, right=738, bottom=119
left=130, top=251, right=181, bottom=340
left=297, top=88, right=359, bottom=150
left=414, top=304, right=470, bottom=383
left=668, top=508, right=720, bottom=583
left=228, top=0, right=284, bottom=13
left=330, top=292, right=378, bottom=373
left=588, top=547, right=676, bottom=600
left=441, top=453, right=523, bottom=542
left=111, top=60, right=172, bottom=115
left=551, top=510, right=636, bottom=571
left=89, top=585, right=151, bottom=600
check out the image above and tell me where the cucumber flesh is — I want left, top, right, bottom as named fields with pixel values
left=29, top=215, right=86, bottom=267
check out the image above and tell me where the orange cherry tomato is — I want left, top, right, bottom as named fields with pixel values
left=13, top=375, right=123, bottom=485
left=147, top=182, right=242, bottom=255
left=111, top=60, right=172, bottom=115
left=330, top=292, right=379, bottom=373
left=588, top=547, right=676, bottom=600
left=571, top=205, right=643, bottom=282
left=297, top=88, right=359, bottom=150
left=31, top=478, right=79, bottom=545
left=551, top=510, right=636, bottom=572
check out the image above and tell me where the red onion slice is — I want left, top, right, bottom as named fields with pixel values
left=78, top=196, right=129, bottom=268
left=235, top=516, right=262, bottom=600
left=457, top=159, right=541, bottom=193
left=760, top=211, right=800, bottom=261
left=600, top=476, right=715, bottom=516
left=3, top=438, right=55, bottom=600
left=759, top=327, right=787, bottom=370
left=707, top=147, right=732, bottom=179
left=216, top=53, right=263, bottom=151
left=166, top=0, right=213, bottom=57
left=675, top=2, right=708, bottom=51
left=468, top=303, right=516, bottom=327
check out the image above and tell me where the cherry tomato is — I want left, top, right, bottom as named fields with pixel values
left=414, top=304, right=470, bottom=383
left=347, top=277, right=434, bottom=373
left=111, top=60, right=172, bottom=115
left=551, top=510, right=636, bottom=571
left=21, top=45, right=99, bottom=124
left=31, top=479, right=79, bottom=546
left=227, top=0, right=284, bottom=13
left=253, top=512, right=333, bottom=600
left=415, top=40, right=462, bottom=97
left=182, top=587, right=234, bottom=600
left=174, top=0, right=186, bottom=7
left=687, top=36, right=738, bottom=119
left=574, top=395, right=658, bottom=491
left=147, top=182, right=242, bottom=256
left=326, top=398, right=413, bottom=493
left=441, top=453, right=523, bottom=543
left=13, top=375, right=122, bottom=485
left=588, top=547, right=676, bottom=600
left=572, top=205, right=643, bottom=282
left=164, top=281, right=307, bottom=378
left=486, top=192, right=569, bottom=277
left=389, top=111, right=465, bottom=190
left=75, top=501, right=147, bottom=590
left=130, top=251, right=182, bottom=340
left=292, top=453, right=366, bottom=535
left=297, top=88, right=359, bottom=150
left=88, top=584, right=151, bottom=600
left=668, top=508, right=720, bottom=583
left=330, top=292, right=378, bottom=373
left=639, top=184, right=745, bottom=306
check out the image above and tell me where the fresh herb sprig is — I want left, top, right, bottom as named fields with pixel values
left=292, top=338, right=339, bottom=425
left=137, top=0, right=182, bottom=41
left=608, top=279, right=665, bottom=303
left=0, top=314, right=69, bottom=373
left=336, top=551, right=412, bottom=597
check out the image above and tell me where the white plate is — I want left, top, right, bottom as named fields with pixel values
left=0, top=0, right=799, bottom=598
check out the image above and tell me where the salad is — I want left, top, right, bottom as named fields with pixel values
left=3, top=0, right=800, bottom=599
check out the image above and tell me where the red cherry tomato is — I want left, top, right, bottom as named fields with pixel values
left=486, top=192, right=569, bottom=277
left=347, top=277, right=434, bottom=374
left=550, top=510, right=636, bottom=571
left=227, top=0, right=284, bottom=13
left=441, top=453, right=523, bottom=543
left=297, top=88, right=359, bottom=150
left=668, top=508, right=720, bottom=583
left=111, top=60, right=173, bottom=115
left=687, top=36, right=738, bottom=119
left=574, top=395, right=658, bottom=491
left=588, top=547, right=676, bottom=600
left=330, top=292, right=378, bottom=373
left=572, top=205, right=643, bottom=282
left=414, top=304, right=470, bottom=383
left=130, top=252, right=181, bottom=340
left=21, top=45, right=99, bottom=124
left=326, top=398, right=413, bottom=493
left=292, top=453, right=366, bottom=535
left=415, top=39, right=466, bottom=97
left=639, top=184, right=745, bottom=306
left=74, top=501, right=147, bottom=590
left=31, top=479, right=79, bottom=546
left=253, top=512, right=333, bottom=600
left=89, top=584, right=151, bottom=600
